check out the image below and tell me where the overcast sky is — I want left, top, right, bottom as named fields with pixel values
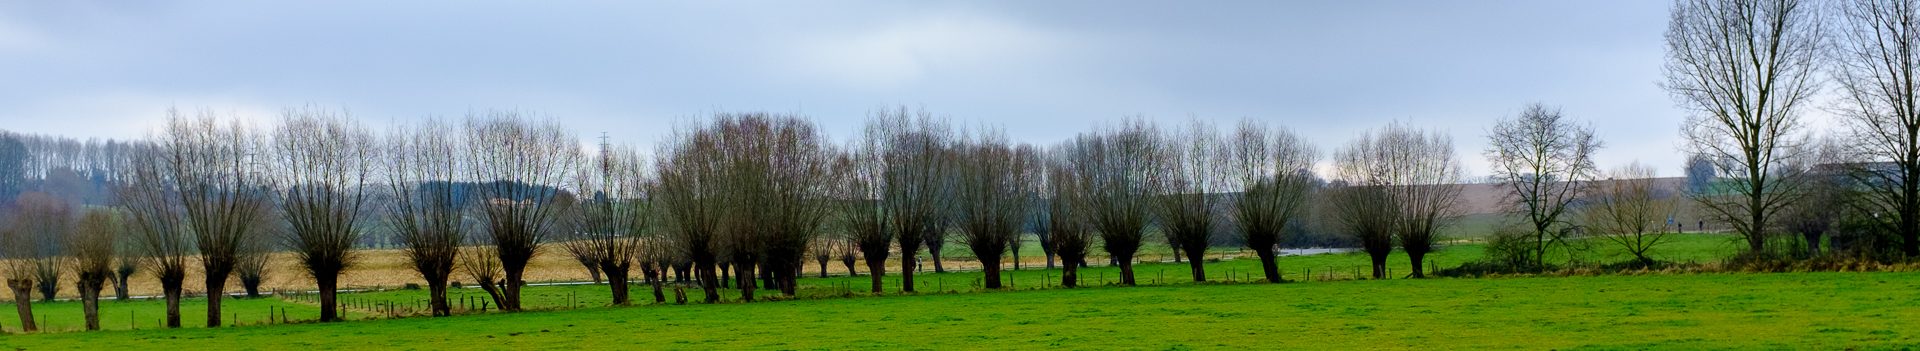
left=0, top=1, right=1744, bottom=177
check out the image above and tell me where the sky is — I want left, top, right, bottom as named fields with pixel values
left=0, top=1, right=1739, bottom=178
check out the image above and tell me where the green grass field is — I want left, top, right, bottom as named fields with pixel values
left=2, top=271, right=1914, bottom=350
left=5, top=233, right=1908, bottom=349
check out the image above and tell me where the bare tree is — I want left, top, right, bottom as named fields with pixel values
left=1779, top=138, right=1850, bottom=255
left=1152, top=120, right=1228, bottom=282
left=1044, top=147, right=1094, bottom=287
left=234, top=221, right=273, bottom=299
left=3, top=192, right=71, bottom=332
left=267, top=109, right=374, bottom=321
left=952, top=130, right=1037, bottom=289
left=1228, top=120, right=1318, bottom=283
left=1666, top=0, right=1823, bottom=253
left=465, top=111, right=580, bottom=311
left=158, top=113, right=273, bottom=327
left=1332, top=123, right=1461, bottom=278
left=1832, top=0, right=1920, bottom=256
left=382, top=119, right=468, bottom=316
left=1582, top=163, right=1682, bottom=265
left=656, top=122, right=727, bottom=302
left=711, top=113, right=835, bottom=299
left=833, top=147, right=892, bottom=293
left=1486, top=104, right=1601, bottom=269
left=120, top=136, right=192, bottom=328
left=562, top=142, right=650, bottom=305
left=1068, top=119, right=1161, bottom=285
left=71, top=208, right=118, bottom=331
left=870, top=107, right=952, bottom=293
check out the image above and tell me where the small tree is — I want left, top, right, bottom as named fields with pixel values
left=268, top=109, right=374, bottom=321
left=1068, top=119, right=1161, bottom=285
left=71, top=208, right=118, bottom=331
left=1152, top=120, right=1228, bottom=282
left=1485, top=103, right=1601, bottom=269
left=1044, top=148, right=1094, bottom=287
left=562, top=143, right=650, bottom=305
left=382, top=119, right=468, bottom=316
left=1582, top=163, right=1680, bottom=265
left=465, top=112, right=581, bottom=311
left=870, top=107, right=953, bottom=293
left=120, top=137, right=192, bottom=328
left=3, top=192, right=72, bottom=332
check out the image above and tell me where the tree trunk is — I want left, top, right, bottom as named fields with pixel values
left=1184, top=245, right=1207, bottom=282
left=477, top=277, right=506, bottom=312
left=651, top=272, right=666, bottom=304
left=206, top=273, right=229, bottom=327
left=606, top=264, right=631, bottom=306
left=719, top=264, right=731, bottom=289
left=777, top=264, right=799, bottom=296
left=981, top=257, right=1003, bottom=289
left=318, top=273, right=341, bottom=322
left=817, top=260, right=829, bottom=278
left=162, top=274, right=183, bottom=328
left=900, top=256, right=917, bottom=293
left=735, top=260, right=756, bottom=302
left=866, top=258, right=886, bottom=293
left=587, top=264, right=603, bottom=284
left=113, top=272, right=132, bottom=301
left=428, top=279, right=451, bottom=317
left=841, top=257, right=859, bottom=277
left=1116, top=253, right=1137, bottom=285
left=1256, top=248, right=1281, bottom=283
left=1408, top=250, right=1427, bottom=278
left=930, top=249, right=946, bottom=273
left=9, top=279, right=35, bottom=332
left=759, top=263, right=775, bottom=291
left=502, top=269, right=524, bottom=311
left=1803, top=230, right=1823, bottom=255
left=80, top=277, right=102, bottom=331
left=698, top=262, right=720, bottom=303
left=1370, top=253, right=1389, bottom=279
left=243, top=276, right=262, bottom=298
left=1060, top=260, right=1079, bottom=288
left=1045, top=253, right=1056, bottom=269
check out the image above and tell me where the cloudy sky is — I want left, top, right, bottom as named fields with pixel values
left=0, top=1, right=1738, bottom=177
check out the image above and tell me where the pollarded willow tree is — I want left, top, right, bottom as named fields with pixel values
left=1666, top=0, right=1822, bottom=254
left=1485, top=103, right=1601, bottom=269
left=1152, top=120, right=1228, bottom=282
left=267, top=108, right=374, bottom=322
left=70, top=208, right=118, bottom=331
left=1228, top=120, right=1318, bottom=283
left=2, top=192, right=71, bottom=332
left=120, top=139, right=192, bottom=328
left=1069, top=119, right=1162, bottom=285
left=1833, top=0, right=1920, bottom=256
left=655, top=123, right=727, bottom=303
left=869, top=107, right=953, bottom=293
left=952, top=130, right=1038, bottom=289
left=717, top=114, right=836, bottom=298
left=1582, top=162, right=1681, bottom=265
left=834, top=147, right=893, bottom=293
left=382, top=119, right=468, bottom=316
left=1332, top=123, right=1462, bottom=279
left=563, top=143, right=651, bottom=305
left=161, top=112, right=274, bottom=327
left=465, top=111, right=581, bottom=312
left=1044, top=147, right=1094, bottom=287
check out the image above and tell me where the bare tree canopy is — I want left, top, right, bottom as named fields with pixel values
left=70, top=207, right=118, bottom=331
left=655, top=120, right=728, bottom=303
left=1666, top=0, right=1822, bottom=253
left=156, top=111, right=274, bottom=327
left=563, top=142, right=651, bottom=305
left=1228, top=120, right=1318, bottom=283
left=1581, top=163, right=1681, bottom=265
left=1486, top=103, right=1602, bottom=269
left=834, top=141, right=893, bottom=293
left=3, top=192, right=71, bottom=332
left=465, top=111, right=581, bottom=312
left=1069, top=118, right=1161, bottom=285
left=1832, top=0, right=1920, bottom=256
left=119, top=132, right=192, bottom=328
left=1043, top=147, right=1095, bottom=288
left=952, top=129, right=1037, bottom=289
left=1151, top=119, right=1229, bottom=282
left=382, top=119, right=468, bottom=316
left=868, top=107, right=953, bottom=293
left=1332, top=123, right=1462, bottom=279
left=267, top=107, right=374, bottom=322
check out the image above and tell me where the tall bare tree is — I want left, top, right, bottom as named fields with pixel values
left=834, top=144, right=893, bottom=293
left=267, top=109, right=374, bottom=321
left=1486, top=103, right=1601, bottom=269
left=1069, top=119, right=1161, bottom=285
left=3, top=192, right=70, bottom=332
left=709, top=113, right=835, bottom=299
left=562, top=142, right=650, bottom=305
left=70, top=208, right=118, bottom=331
left=120, top=137, right=192, bottom=328
left=158, top=113, right=273, bottom=327
left=870, top=107, right=952, bottom=293
left=656, top=122, right=727, bottom=302
left=1833, top=0, right=1920, bottom=256
left=1582, top=163, right=1682, bottom=265
left=382, top=119, right=468, bottom=316
left=952, top=130, right=1036, bottom=289
left=1666, top=0, right=1823, bottom=253
left=465, top=111, right=580, bottom=311
left=1228, top=120, right=1318, bottom=283
left=1152, top=120, right=1228, bottom=282
left=1044, top=148, right=1094, bottom=287
left=1332, top=123, right=1461, bottom=278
